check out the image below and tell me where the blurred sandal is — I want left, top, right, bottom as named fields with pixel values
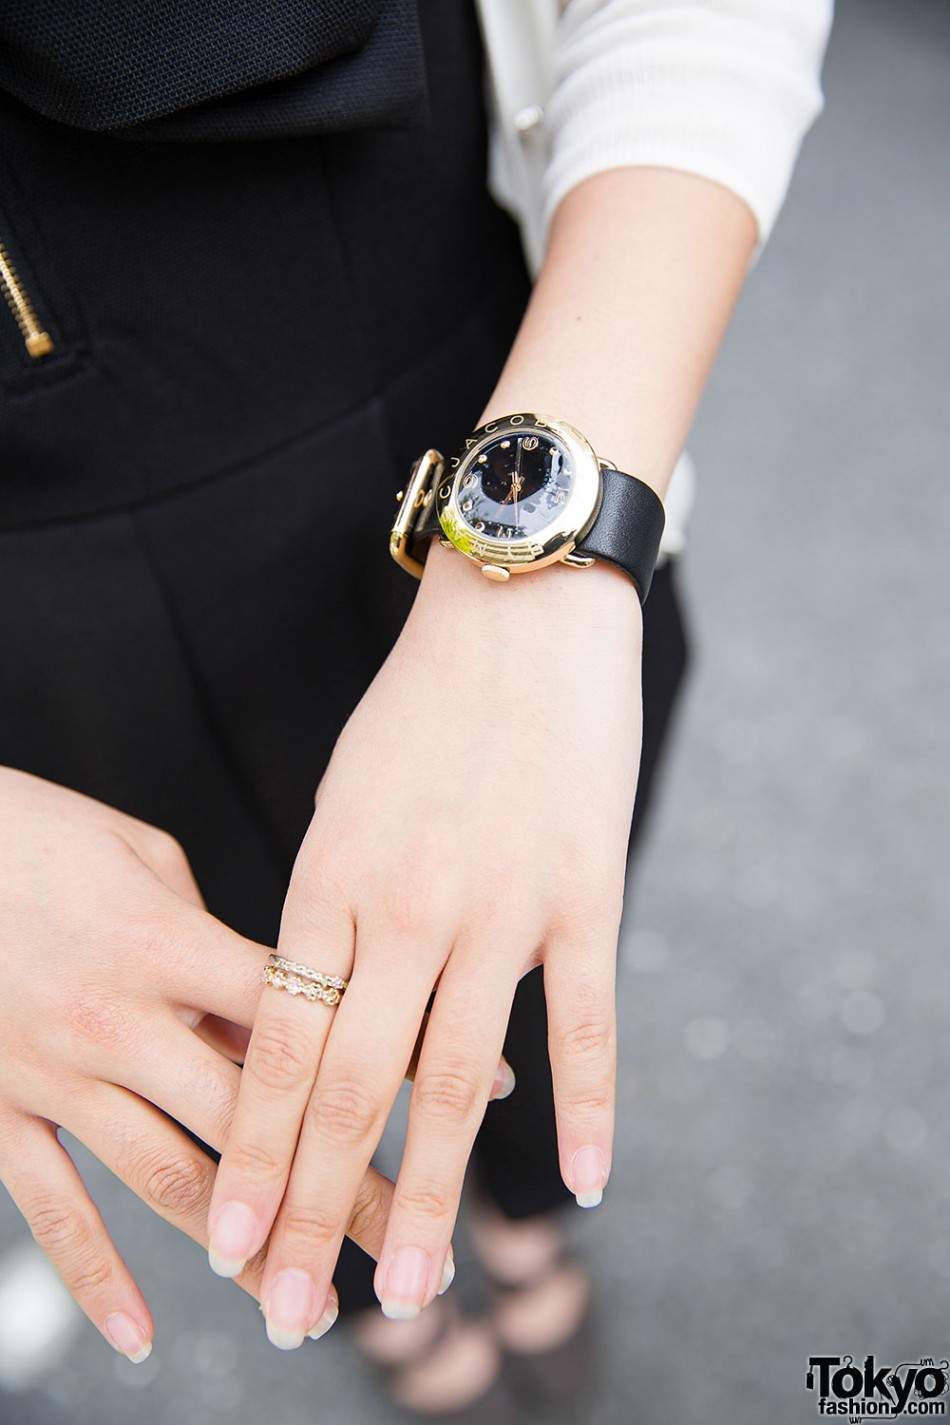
left=350, top=1291, right=524, bottom=1423
left=468, top=1196, right=602, bottom=1410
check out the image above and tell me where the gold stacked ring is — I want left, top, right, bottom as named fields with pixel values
left=263, top=953, right=349, bottom=1007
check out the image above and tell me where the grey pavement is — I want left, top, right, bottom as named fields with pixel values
left=2, top=1, right=949, bottom=1422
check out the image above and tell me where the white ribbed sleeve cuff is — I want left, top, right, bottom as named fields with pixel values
left=542, top=0, right=834, bottom=248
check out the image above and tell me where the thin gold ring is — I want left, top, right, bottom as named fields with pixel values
left=262, top=954, right=349, bottom=1008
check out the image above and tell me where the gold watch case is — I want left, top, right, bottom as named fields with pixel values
left=390, top=413, right=606, bottom=581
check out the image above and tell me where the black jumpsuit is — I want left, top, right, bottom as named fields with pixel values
left=0, top=0, right=687, bottom=1312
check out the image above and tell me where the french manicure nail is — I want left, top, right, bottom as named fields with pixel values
left=264, top=1270, right=316, bottom=1351
left=572, top=1145, right=607, bottom=1208
left=438, top=1248, right=455, bottom=1296
left=491, top=1062, right=516, bottom=1100
left=263, top=1276, right=316, bottom=1350
left=379, top=1247, right=429, bottom=1319
left=104, top=1312, right=152, bottom=1364
left=209, top=1202, right=257, bottom=1278
left=307, top=1296, right=339, bottom=1341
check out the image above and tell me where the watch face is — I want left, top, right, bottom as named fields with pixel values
left=438, top=414, right=602, bottom=573
left=454, top=432, right=574, bottom=541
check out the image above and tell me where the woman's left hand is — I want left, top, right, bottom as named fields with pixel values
left=208, top=536, right=644, bottom=1341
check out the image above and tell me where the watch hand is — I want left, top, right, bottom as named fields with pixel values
left=500, top=469, right=523, bottom=508
left=512, top=440, right=523, bottom=525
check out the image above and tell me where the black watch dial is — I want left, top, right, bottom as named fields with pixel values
left=455, top=431, right=574, bottom=540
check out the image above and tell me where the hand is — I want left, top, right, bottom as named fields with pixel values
left=0, top=769, right=456, bottom=1358
left=211, top=538, right=642, bottom=1339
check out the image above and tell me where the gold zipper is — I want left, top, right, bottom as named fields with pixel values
left=0, top=238, right=54, bottom=359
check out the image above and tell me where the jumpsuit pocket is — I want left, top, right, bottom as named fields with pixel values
left=0, top=156, right=88, bottom=393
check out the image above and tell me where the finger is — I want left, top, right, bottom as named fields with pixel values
left=374, top=945, right=519, bottom=1319
left=187, top=1010, right=519, bottom=1097
left=58, top=1087, right=223, bottom=1289
left=259, top=963, right=433, bottom=1349
left=99, top=1017, right=243, bottom=1152
left=207, top=877, right=355, bottom=1282
left=405, top=1011, right=516, bottom=1099
left=0, top=1110, right=155, bottom=1365
left=543, top=942, right=617, bottom=1208
left=487, top=1055, right=517, bottom=1101
left=64, top=1083, right=401, bottom=1338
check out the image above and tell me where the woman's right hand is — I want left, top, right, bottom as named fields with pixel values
left=0, top=769, right=432, bottom=1358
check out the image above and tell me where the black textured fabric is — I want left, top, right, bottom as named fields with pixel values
left=0, top=0, right=427, bottom=140
left=0, top=4, right=500, bottom=520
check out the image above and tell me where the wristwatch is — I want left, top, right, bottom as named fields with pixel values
left=390, top=412, right=666, bottom=602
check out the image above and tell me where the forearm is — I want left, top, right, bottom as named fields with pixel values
left=478, top=165, right=758, bottom=500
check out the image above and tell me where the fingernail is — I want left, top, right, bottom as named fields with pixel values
left=104, top=1312, right=152, bottom=1364
left=264, top=1269, right=316, bottom=1351
left=438, top=1247, right=455, bottom=1296
left=491, top=1062, right=516, bottom=1100
left=307, top=1294, right=339, bottom=1342
left=209, top=1202, right=257, bottom=1278
left=379, top=1247, right=429, bottom=1319
left=571, top=1145, right=607, bottom=1208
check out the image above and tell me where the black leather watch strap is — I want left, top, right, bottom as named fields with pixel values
left=409, top=459, right=666, bottom=603
left=574, top=465, right=666, bottom=602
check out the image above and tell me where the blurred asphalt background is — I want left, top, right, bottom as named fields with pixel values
left=2, top=0, right=949, bottom=1421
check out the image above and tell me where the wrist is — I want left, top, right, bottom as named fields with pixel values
left=413, top=536, right=643, bottom=638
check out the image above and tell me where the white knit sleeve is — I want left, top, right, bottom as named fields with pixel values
left=542, top=0, right=834, bottom=247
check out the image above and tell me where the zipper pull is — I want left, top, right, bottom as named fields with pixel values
left=0, top=239, right=54, bottom=359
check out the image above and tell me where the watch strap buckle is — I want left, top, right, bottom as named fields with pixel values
left=390, top=448, right=444, bottom=579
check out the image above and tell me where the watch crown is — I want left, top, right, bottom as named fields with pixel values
left=480, top=564, right=510, bottom=583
